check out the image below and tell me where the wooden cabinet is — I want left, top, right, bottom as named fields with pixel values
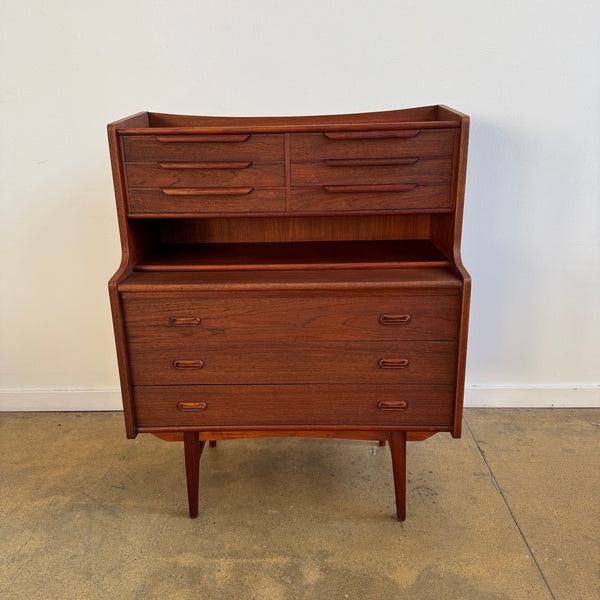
left=108, top=106, right=471, bottom=520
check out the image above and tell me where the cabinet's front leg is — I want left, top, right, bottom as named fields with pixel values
left=389, top=431, right=407, bottom=521
left=183, top=431, right=205, bottom=519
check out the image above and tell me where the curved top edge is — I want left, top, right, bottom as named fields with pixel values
left=109, top=105, right=467, bottom=132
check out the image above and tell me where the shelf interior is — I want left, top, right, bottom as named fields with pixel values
left=133, top=239, right=450, bottom=272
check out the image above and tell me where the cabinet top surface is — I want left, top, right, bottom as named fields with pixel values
left=110, top=105, right=467, bottom=135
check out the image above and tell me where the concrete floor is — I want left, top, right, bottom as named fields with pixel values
left=0, top=409, right=598, bottom=600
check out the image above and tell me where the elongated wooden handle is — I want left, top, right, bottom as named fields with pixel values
left=377, top=400, right=408, bottom=411
left=173, top=360, right=205, bottom=369
left=156, top=134, right=250, bottom=143
left=169, top=317, right=201, bottom=327
left=177, top=402, right=208, bottom=411
left=324, top=184, right=417, bottom=194
left=159, top=161, right=251, bottom=169
left=161, top=187, right=253, bottom=196
left=324, top=130, right=420, bottom=140
left=324, top=157, right=418, bottom=167
left=379, top=314, right=412, bottom=325
left=378, top=359, right=410, bottom=369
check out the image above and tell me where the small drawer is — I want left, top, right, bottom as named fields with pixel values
left=290, top=183, right=452, bottom=212
left=126, top=340, right=458, bottom=385
left=133, top=384, right=455, bottom=427
left=290, top=129, right=456, bottom=161
left=122, top=295, right=461, bottom=343
left=127, top=188, right=285, bottom=215
left=126, top=162, right=285, bottom=188
left=291, top=158, right=453, bottom=186
left=123, top=133, right=284, bottom=162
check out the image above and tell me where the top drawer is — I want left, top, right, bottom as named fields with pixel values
left=290, top=129, right=456, bottom=160
left=122, top=134, right=285, bottom=162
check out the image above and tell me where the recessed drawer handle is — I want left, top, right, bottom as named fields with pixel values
left=324, top=130, right=421, bottom=140
left=379, top=314, right=411, bottom=325
left=160, top=187, right=254, bottom=196
left=324, top=157, right=419, bottom=167
left=173, top=360, right=205, bottom=369
left=177, top=402, right=207, bottom=411
left=169, top=317, right=201, bottom=327
left=324, top=184, right=417, bottom=194
left=158, top=161, right=252, bottom=170
left=377, top=400, right=408, bottom=411
left=378, top=359, right=410, bottom=369
left=156, top=134, right=250, bottom=143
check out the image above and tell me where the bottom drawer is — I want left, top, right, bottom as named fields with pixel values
left=133, top=384, right=454, bottom=428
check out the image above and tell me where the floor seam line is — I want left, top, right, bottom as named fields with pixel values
left=463, top=417, right=557, bottom=600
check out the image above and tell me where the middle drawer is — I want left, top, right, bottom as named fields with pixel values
left=126, top=162, right=285, bottom=188
left=127, top=340, right=457, bottom=385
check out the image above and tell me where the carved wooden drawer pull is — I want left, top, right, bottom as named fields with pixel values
left=160, top=187, right=253, bottom=196
left=378, top=359, right=410, bottom=369
left=173, top=360, right=205, bottom=369
left=324, top=184, right=417, bottom=194
left=169, top=317, right=201, bottom=327
left=324, top=157, right=419, bottom=167
left=379, top=314, right=411, bottom=325
left=324, top=130, right=421, bottom=140
left=156, top=134, right=250, bottom=143
left=158, top=161, right=252, bottom=170
left=377, top=400, right=408, bottom=411
left=177, top=402, right=208, bottom=411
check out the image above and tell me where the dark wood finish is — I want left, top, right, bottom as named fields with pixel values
left=126, top=161, right=284, bottom=188
left=133, top=385, right=455, bottom=428
left=127, top=188, right=285, bottom=215
left=291, top=129, right=455, bottom=159
left=108, top=106, right=471, bottom=520
left=291, top=158, right=453, bottom=186
left=389, top=431, right=407, bottom=521
left=183, top=432, right=205, bottom=518
left=291, top=184, right=452, bottom=213
left=127, top=340, right=457, bottom=385
left=133, top=240, right=450, bottom=271
left=123, top=133, right=284, bottom=161
left=121, top=294, right=460, bottom=342
left=118, top=267, right=463, bottom=293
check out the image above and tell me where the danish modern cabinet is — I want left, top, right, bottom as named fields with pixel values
left=108, top=106, right=470, bottom=520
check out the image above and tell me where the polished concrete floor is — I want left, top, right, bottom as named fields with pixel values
left=0, top=409, right=598, bottom=599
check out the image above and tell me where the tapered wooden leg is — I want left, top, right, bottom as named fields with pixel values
left=209, top=440, right=217, bottom=448
left=379, top=440, right=387, bottom=447
left=389, top=431, right=407, bottom=521
left=183, top=432, right=205, bottom=519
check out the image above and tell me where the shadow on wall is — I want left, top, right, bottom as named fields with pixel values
left=461, top=119, right=539, bottom=383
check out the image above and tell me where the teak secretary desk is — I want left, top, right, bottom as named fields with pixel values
left=108, top=105, right=470, bottom=521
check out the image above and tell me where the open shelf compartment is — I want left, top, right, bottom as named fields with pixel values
left=133, top=239, right=450, bottom=272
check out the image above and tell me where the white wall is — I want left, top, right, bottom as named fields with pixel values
left=1, top=0, right=598, bottom=409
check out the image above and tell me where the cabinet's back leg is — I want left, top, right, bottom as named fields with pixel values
left=183, top=432, right=205, bottom=519
left=389, top=431, right=407, bottom=521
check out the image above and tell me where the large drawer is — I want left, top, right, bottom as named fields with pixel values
left=122, top=295, right=461, bottom=343
left=126, top=162, right=284, bottom=188
left=291, top=158, right=453, bottom=186
left=122, top=134, right=285, bottom=162
left=133, top=384, right=455, bottom=427
left=127, top=340, right=457, bottom=385
left=290, top=184, right=452, bottom=212
left=290, top=129, right=456, bottom=160
left=127, top=188, right=285, bottom=214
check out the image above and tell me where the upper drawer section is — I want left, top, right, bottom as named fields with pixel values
left=122, top=134, right=285, bottom=162
left=291, top=158, right=452, bottom=186
left=126, top=162, right=284, bottom=188
left=290, top=129, right=455, bottom=160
